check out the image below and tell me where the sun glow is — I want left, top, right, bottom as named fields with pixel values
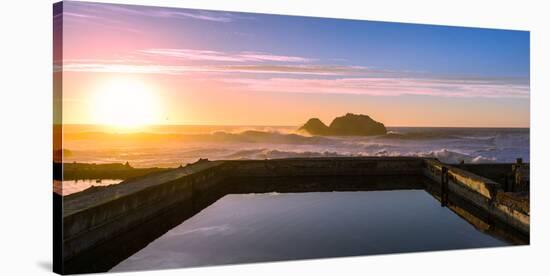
left=91, top=78, right=161, bottom=130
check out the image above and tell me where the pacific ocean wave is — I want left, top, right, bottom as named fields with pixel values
left=62, top=127, right=529, bottom=167
left=218, top=147, right=498, bottom=164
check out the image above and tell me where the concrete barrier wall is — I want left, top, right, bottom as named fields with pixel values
left=62, top=157, right=426, bottom=265
left=459, top=163, right=530, bottom=193
left=222, top=157, right=424, bottom=177
left=458, top=163, right=514, bottom=184
left=61, top=157, right=529, bottom=272
left=423, top=159, right=500, bottom=200
left=423, top=159, right=529, bottom=235
left=491, top=200, right=530, bottom=234
left=63, top=166, right=225, bottom=262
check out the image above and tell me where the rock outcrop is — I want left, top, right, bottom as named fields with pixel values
left=299, top=118, right=331, bottom=135
left=299, top=113, right=387, bottom=136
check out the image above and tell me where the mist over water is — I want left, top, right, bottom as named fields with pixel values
left=62, top=125, right=529, bottom=167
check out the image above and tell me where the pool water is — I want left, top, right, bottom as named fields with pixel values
left=111, top=190, right=509, bottom=272
left=57, top=179, right=123, bottom=196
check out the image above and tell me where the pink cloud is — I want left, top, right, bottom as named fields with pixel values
left=58, top=56, right=529, bottom=99
left=139, top=49, right=245, bottom=63
left=58, top=60, right=349, bottom=76
left=139, top=48, right=315, bottom=63
left=238, top=52, right=314, bottom=63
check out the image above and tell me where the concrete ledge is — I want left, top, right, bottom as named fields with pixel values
left=423, top=159, right=500, bottom=200
left=221, top=157, right=424, bottom=177
left=423, top=159, right=529, bottom=235
left=497, top=191, right=530, bottom=214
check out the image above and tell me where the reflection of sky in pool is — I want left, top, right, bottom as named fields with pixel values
left=112, top=190, right=509, bottom=272
left=56, top=179, right=123, bottom=196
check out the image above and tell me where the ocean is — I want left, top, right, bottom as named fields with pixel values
left=62, top=125, right=530, bottom=168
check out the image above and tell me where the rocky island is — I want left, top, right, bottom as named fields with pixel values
left=299, top=113, right=387, bottom=136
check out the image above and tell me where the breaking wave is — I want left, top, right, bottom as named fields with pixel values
left=382, top=131, right=497, bottom=142
left=220, top=147, right=498, bottom=164
left=63, top=127, right=529, bottom=167
left=224, top=149, right=348, bottom=160
left=208, top=130, right=331, bottom=144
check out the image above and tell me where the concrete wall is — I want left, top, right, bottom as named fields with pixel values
left=222, top=157, right=424, bottom=177
left=423, top=159, right=529, bottom=235
left=62, top=157, right=425, bottom=267
left=458, top=164, right=513, bottom=183
left=423, top=159, right=500, bottom=200
left=459, top=163, right=530, bottom=193
left=63, top=166, right=225, bottom=264
left=60, top=157, right=530, bottom=274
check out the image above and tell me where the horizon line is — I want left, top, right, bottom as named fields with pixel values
left=59, top=123, right=530, bottom=129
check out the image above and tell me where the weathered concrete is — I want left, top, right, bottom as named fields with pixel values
left=423, top=180, right=527, bottom=245
left=458, top=161, right=530, bottom=193
left=62, top=160, right=225, bottom=263
left=221, top=157, right=424, bottom=177
left=59, top=162, right=167, bottom=181
left=423, top=159, right=529, bottom=234
left=457, top=163, right=514, bottom=188
left=58, top=157, right=530, bottom=274
left=424, top=158, right=500, bottom=200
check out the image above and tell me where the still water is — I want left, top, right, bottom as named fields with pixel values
left=58, top=179, right=123, bottom=196
left=112, top=190, right=509, bottom=272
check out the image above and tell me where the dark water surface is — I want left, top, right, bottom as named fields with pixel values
left=112, top=190, right=509, bottom=272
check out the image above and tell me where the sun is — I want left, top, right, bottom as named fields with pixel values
left=91, top=78, right=161, bottom=130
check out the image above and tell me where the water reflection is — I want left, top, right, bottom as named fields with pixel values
left=112, top=190, right=509, bottom=272
left=56, top=179, right=123, bottom=196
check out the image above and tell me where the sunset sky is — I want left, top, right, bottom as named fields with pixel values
left=56, top=1, right=530, bottom=128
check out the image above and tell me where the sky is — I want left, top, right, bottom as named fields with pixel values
left=55, top=1, right=530, bottom=127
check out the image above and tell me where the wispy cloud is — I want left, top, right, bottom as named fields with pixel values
left=150, top=10, right=234, bottom=22
left=139, top=48, right=315, bottom=63
left=219, top=64, right=371, bottom=75
left=62, top=12, right=98, bottom=19
left=61, top=11, right=143, bottom=33
left=57, top=62, right=345, bottom=76
left=57, top=63, right=186, bottom=75
left=74, top=2, right=243, bottom=23
left=221, top=77, right=529, bottom=98
left=238, top=52, right=314, bottom=63
left=59, top=42, right=529, bottom=99
left=58, top=59, right=528, bottom=98
left=57, top=59, right=369, bottom=76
